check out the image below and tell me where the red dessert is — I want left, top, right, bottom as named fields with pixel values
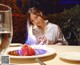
left=21, top=44, right=35, bottom=56
left=8, top=44, right=35, bottom=56
left=8, top=44, right=47, bottom=56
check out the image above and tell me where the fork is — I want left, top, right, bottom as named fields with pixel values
left=35, top=58, right=46, bottom=65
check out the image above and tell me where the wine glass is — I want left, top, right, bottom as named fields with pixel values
left=0, top=4, right=13, bottom=56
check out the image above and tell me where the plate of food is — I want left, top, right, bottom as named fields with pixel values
left=59, top=52, right=80, bottom=61
left=7, top=44, right=56, bottom=58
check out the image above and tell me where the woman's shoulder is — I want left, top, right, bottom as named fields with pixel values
left=48, top=22, right=59, bottom=29
left=45, top=22, right=59, bottom=33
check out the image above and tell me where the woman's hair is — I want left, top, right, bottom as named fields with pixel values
left=27, top=7, right=47, bottom=25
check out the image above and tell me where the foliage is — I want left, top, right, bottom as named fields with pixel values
left=0, top=0, right=28, bottom=43
left=48, top=5, right=80, bottom=45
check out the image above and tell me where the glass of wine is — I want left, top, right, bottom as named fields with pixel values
left=0, top=4, right=13, bottom=56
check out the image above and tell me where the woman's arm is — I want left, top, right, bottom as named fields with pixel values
left=37, top=23, right=68, bottom=45
left=56, top=26, right=68, bottom=45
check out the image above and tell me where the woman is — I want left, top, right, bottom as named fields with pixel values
left=26, top=7, right=68, bottom=45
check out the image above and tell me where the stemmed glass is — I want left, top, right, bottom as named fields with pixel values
left=0, top=4, right=13, bottom=56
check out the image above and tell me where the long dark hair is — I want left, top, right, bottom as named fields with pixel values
left=27, top=7, right=47, bottom=25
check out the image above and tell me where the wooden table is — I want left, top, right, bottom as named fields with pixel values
left=6, top=45, right=80, bottom=65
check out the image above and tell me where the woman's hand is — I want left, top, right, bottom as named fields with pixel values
left=37, top=35, right=48, bottom=45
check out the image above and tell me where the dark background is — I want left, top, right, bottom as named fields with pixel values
left=0, top=0, right=80, bottom=45
left=28, top=0, right=80, bottom=14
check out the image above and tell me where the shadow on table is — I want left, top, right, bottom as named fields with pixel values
left=60, top=58, right=80, bottom=64
left=10, top=53, right=57, bottom=64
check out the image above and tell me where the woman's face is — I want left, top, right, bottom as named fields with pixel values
left=30, top=13, right=45, bottom=27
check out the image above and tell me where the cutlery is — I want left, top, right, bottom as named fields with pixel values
left=35, top=58, right=46, bottom=65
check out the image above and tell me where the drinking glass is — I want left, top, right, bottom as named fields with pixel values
left=0, top=4, right=13, bottom=56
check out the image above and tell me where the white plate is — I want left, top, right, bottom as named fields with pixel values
left=9, top=43, right=22, bottom=47
left=7, top=45, right=56, bottom=58
left=59, top=52, right=80, bottom=61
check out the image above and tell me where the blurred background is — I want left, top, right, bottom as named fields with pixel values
left=0, top=0, right=80, bottom=45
